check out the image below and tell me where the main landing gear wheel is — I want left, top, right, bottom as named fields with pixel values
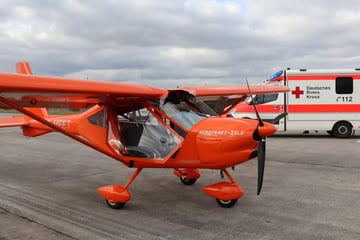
left=105, top=199, right=125, bottom=209
left=216, top=199, right=238, bottom=208
left=180, top=176, right=197, bottom=185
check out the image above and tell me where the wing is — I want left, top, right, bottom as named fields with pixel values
left=175, top=85, right=290, bottom=115
left=176, top=85, right=289, bottom=96
left=0, top=62, right=169, bottom=160
left=0, top=67, right=167, bottom=110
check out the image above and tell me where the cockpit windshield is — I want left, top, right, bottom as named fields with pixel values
left=161, top=90, right=217, bottom=130
left=110, top=90, right=217, bottom=160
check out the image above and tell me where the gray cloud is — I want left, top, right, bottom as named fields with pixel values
left=1, top=0, right=360, bottom=88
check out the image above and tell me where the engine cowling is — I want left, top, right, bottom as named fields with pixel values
left=175, top=117, right=263, bottom=168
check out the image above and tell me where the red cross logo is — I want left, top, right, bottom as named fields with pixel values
left=291, top=86, right=304, bottom=99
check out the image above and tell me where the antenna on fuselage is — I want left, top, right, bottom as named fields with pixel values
left=136, top=56, right=146, bottom=85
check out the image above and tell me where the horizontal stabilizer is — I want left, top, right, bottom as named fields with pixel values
left=0, top=115, right=27, bottom=127
left=0, top=114, right=52, bottom=137
left=22, top=126, right=52, bottom=137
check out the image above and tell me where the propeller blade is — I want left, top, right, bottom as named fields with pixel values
left=245, top=79, right=267, bottom=195
left=246, top=79, right=264, bottom=127
left=257, top=137, right=266, bottom=195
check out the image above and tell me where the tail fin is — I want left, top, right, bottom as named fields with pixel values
left=0, top=62, right=51, bottom=137
left=22, top=108, right=50, bottom=137
left=16, top=62, right=33, bottom=75
left=15, top=61, right=49, bottom=119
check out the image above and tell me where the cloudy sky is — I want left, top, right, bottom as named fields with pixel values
left=1, top=0, right=360, bottom=88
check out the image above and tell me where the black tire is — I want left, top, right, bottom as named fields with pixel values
left=332, top=122, right=352, bottom=138
left=105, top=199, right=125, bottom=209
left=216, top=199, right=238, bottom=208
left=180, top=176, right=197, bottom=185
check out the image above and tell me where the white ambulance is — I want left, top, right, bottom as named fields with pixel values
left=231, top=69, right=360, bottom=137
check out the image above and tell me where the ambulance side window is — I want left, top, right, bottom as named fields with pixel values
left=250, top=93, right=278, bottom=105
left=336, top=77, right=353, bottom=94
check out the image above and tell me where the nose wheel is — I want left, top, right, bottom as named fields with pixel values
left=105, top=199, right=125, bottom=209
left=216, top=199, right=238, bottom=208
left=203, top=169, right=244, bottom=208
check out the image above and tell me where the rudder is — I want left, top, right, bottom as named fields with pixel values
left=15, top=61, right=49, bottom=120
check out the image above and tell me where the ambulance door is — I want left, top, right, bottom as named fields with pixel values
left=252, top=92, right=285, bottom=125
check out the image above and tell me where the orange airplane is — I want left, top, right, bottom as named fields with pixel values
left=0, top=62, right=289, bottom=209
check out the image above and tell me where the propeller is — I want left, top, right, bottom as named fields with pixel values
left=246, top=79, right=266, bottom=195
left=246, top=79, right=264, bottom=127
left=257, top=137, right=266, bottom=195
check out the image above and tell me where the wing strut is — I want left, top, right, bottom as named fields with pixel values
left=221, top=95, right=248, bottom=117
left=0, top=96, right=119, bottom=160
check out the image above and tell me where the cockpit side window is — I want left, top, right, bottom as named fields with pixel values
left=88, top=109, right=107, bottom=127
left=117, top=107, right=181, bottom=160
left=110, top=91, right=216, bottom=160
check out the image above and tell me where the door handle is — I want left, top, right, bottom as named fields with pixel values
left=272, top=106, right=279, bottom=109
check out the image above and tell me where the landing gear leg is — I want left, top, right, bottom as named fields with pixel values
left=203, top=168, right=244, bottom=208
left=98, top=168, right=143, bottom=209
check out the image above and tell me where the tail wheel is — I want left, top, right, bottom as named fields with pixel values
left=105, top=199, right=125, bottom=209
left=332, top=122, right=352, bottom=138
left=216, top=199, right=238, bottom=208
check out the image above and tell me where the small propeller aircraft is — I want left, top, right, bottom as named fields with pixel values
left=0, top=62, right=289, bottom=209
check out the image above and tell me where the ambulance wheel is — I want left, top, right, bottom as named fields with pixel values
left=216, top=199, right=238, bottom=208
left=332, top=122, right=352, bottom=138
left=105, top=199, right=125, bottom=209
left=180, top=176, right=197, bottom=185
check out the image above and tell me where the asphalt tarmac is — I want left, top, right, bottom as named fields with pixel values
left=0, top=120, right=359, bottom=239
